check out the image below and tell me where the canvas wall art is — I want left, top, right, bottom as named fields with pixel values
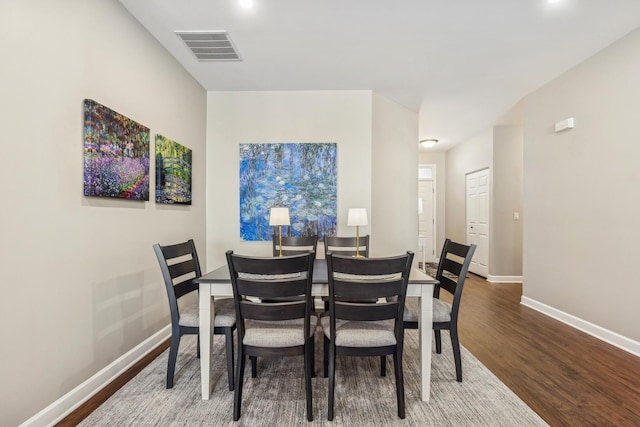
left=155, top=134, right=192, bottom=205
left=83, top=99, right=150, bottom=200
left=240, top=143, right=337, bottom=241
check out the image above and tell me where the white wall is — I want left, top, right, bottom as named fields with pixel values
left=206, top=91, right=373, bottom=268
left=523, top=27, right=640, bottom=342
left=371, top=93, right=419, bottom=260
left=0, top=1, right=207, bottom=425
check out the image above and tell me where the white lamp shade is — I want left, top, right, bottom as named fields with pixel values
left=269, top=207, right=290, bottom=226
left=347, top=208, right=368, bottom=227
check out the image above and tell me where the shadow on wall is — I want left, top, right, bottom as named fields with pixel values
left=59, top=268, right=167, bottom=394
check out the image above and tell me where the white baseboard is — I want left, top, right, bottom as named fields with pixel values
left=521, top=297, right=640, bottom=358
left=20, top=325, right=171, bottom=427
left=487, top=275, right=523, bottom=283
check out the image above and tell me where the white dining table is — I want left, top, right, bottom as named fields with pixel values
left=195, top=258, right=437, bottom=402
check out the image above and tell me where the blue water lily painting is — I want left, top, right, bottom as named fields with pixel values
left=240, top=143, right=337, bottom=241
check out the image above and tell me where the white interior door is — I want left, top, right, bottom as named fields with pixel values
left=418, top=176, right=435, bottom=265
left=466, top=169, right=489, bottom=277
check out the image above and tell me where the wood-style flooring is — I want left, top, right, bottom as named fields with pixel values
left=456, top=274, right=640, bottom=427
left=58, top=274, right=640, bottom=426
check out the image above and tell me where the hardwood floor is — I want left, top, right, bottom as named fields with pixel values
left=57, top=275, right=640, bottom=426
left=456, top=274, right=640, bottom=427
left=56, top=339, right=170, bottom=427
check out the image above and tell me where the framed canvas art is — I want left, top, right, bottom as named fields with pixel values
left=155, top=134, right=192, bottom=205
left=83, top=99, right=150, bottom=200
left=239, top=142, right=337, bottom=241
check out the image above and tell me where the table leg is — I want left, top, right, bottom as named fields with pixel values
left=419, top=285, right=433, bottom=401
left=199, top=283, right=215, bottom=400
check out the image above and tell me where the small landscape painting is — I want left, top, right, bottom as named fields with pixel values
left=83, top=99, right=150, bottom=200
left=239, top=142, right=337, bottom=241
left=155, top=134, right=192, bottom=205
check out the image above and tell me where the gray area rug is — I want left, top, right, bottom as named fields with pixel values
left=80, top=324, right=547, bottom=426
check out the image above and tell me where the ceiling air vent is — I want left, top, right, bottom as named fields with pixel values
left=175, top=31, right=241, bottom=61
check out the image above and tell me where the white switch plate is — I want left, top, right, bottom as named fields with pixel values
left=513, top=212, right=520, bottom=221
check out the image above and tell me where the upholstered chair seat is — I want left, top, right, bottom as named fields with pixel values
left=320, top=317, right=396, bottom=347
left=178, top=297, right=236, bottom=328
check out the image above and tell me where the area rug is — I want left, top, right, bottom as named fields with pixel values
left=79, top=328, right=547, bottom=426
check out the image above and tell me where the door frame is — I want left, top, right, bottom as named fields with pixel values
left=418, top=163, right=436, bottom=266
left=465, top=167, right=490, bottom=277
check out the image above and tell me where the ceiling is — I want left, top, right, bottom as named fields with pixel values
left=120, top=0, right=640, bottom=151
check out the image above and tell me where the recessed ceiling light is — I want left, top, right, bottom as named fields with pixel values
left=547, top=0, right=561, bottom=4
left=239, top=0, right=254, bottom=9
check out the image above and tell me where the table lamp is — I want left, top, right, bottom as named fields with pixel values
left=347, top=207, right=368, bottom=258
left=269, top=207, right=290, bottom=257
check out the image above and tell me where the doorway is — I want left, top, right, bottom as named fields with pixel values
left=466, top=168, right=489, bottom=277
left=418, top=164, right=436, bottom=269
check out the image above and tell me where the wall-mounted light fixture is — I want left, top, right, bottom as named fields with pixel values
left=555, top=118, right=574, bottom=133
left=419, top=139, right=438, bottom=148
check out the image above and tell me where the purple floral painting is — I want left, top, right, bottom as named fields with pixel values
left=83, top=99, right=150, bottom=200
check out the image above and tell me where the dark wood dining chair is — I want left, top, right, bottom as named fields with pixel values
left=153, top=239, right=236, bottom=390
left=402, top=238, right=476, bottom=382
left=272, top=234, right=318, bottom=256
left=322, top=235, right=374, bottom=315
left=323, top=251, right=414, bottom=420
left=226, top=251, right=317, bottom=422
left=256, top=234, right=319, bottom=373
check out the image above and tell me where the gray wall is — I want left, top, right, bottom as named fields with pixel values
left=371, top=93, right=420, bottom=260
left=492, top=126, right=524, bottom=277
left=0, top=1, right=207, bottom=424
left=442, top=126, right=524, bottom=279
left=523, top=27, right=640, bottom=341
left=445, top=130, right=493, bottom=248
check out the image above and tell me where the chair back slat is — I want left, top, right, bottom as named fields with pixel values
left=332, top=279, right=403, bottom=301
left=324, top=235, right=370, bottom=258
left=167, top=258, right=199, bottom=281
left=440, top=257, right=463, bottom=277
left=236, top=276, right=308, bottom=299
left=159, top=240, right=196, bottom=259
left=436, top=275, right=458, bottom=296
left=273, top=235, right=318, bottom=257
left=230, top=254, right=310, bottom=276
left=240, top=300, right=307, bottom=321
left=334, top=301, right=399, bottom=321
left=445, top=240, right=472, bottom=258
left=172, top=277, right=198, bottom=299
